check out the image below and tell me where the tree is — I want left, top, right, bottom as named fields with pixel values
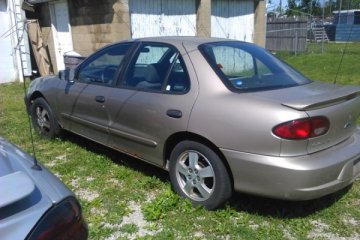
left=285, top=0, right=302, bottom=16
left=340, top=0, right=360, bottom=10
left=286, top=0, right=338, bottom=18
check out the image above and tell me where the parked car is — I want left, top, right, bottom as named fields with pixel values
left=25, top=37, right=360, bottom=209
left=0, top=137, right=88, bottom=239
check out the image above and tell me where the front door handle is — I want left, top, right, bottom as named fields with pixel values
left=167, top=109, right=182, bottom=119
left=95, top=96, right=105, bottom=103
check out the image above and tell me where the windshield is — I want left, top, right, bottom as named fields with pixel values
left=199, top=41, right=311, bottom=92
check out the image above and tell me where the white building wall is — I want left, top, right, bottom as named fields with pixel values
left=0, top=0, right=17, bottom=83
left=130, top=0, right=196, bottom=38
left=0, top=0, right=32, bottom=83
left=15, top=0, right=32, bottom=77
left=211, top=0, right=254, bottom=42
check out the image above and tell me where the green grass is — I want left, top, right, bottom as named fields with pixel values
left=277, top=42, right=360, bottom=85
left=0, top=43, right=360, bottom=239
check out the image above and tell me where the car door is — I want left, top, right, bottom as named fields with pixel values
left=56, top=80, right=88, bottom=130
left=108, top=42, right=199, bottom=167
left=67, top=43, right=134, bottom=144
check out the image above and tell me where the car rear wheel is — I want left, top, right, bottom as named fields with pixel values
left=31, top=98, right=60, bottom=139
left=169, top=141, right=232, bottom=210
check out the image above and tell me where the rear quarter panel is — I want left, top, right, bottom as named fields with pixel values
left=306, top=96, right=360, bottom=153
left=186, top=49, right=307, bottom=156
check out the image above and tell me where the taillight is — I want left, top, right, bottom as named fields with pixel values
left=27, top=197, right=88, bottom=240
left=273, top=117, right=329, bottom=140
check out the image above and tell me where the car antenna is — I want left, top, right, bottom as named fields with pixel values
left=22, top=78, right=42, bottom=171
left=12, top=19, right=41, bottom=170
left=333, top=11, right=354, bottom=85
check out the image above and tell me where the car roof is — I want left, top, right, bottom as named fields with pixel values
left=127, top=36, right=249, bottom=52
left=95, top=37, right=253, bottom=58
left=134, top=36, right=228, bottom=44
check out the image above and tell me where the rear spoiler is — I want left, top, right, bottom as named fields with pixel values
left=282, top=86, right=360, bottom=111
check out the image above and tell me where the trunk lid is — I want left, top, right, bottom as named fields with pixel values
left=281, top=84, right=360, bottom=111
left=304, top=91, right=360, bottom=153
left=253, top=82, right=360, bottom=154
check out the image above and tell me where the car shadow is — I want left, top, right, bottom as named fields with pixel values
left=59, top=131, right=169, bottom=182
left=59, top=131, right=351, bottom=218
left=228, top=186, right=351, bottom=218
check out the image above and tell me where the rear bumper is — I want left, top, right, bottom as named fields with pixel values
left=221, top=127, right=360, bottom=200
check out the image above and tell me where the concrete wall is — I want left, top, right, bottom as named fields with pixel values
left=196, top=0, right=211, bottom=37
left=69, top=0, right=130, bottom=56
left=30, top=0, right=266, bottom=67
left=68, top=0, right=266, bottom=53
left=254, top=0, right=266, bottom=47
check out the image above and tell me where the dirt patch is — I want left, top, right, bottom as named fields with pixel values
left=308, top=220, right=360, bottom=240
left=105, top=201, right=161, bottom=240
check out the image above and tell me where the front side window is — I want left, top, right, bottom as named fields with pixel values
left=123, top=43, right=190, bottom=93
left=199, top=41, right=311, bottom=92
left=77, top=43, right=132, bottom=85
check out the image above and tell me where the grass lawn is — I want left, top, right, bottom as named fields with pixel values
left=277, top=42, right=360, bottom=86
left=0, top=42, right=359, bottom=239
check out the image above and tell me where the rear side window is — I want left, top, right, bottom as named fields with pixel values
left=199, top=41, right=310, bottom=92
left=165, top=57, right=190, bottom=93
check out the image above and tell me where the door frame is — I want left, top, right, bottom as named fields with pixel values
left=49, top=0, right=73, bottom=72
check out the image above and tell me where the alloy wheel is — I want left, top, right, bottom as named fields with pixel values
left=36, top=106, right=51, bottom=132
left=175, top=150, right=215, bottom=201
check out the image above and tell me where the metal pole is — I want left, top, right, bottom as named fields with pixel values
left=295, top=31, right=298, bottom=56
left=338, top=0, right=342, bottom=24
left=322, top=0, right=325, bottom=53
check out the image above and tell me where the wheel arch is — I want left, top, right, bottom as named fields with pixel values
left=28, top=91, right=63, bottom=132
left=163, top=132, right=234, bottom=187
left=29, top=91, right=46, bottom=103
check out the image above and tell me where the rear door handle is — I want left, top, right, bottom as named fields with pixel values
left=167, top=109, right=182, bottom=119
left=95, top=96, right=105, bottom=103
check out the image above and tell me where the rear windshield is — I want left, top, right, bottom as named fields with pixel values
left=199, top=41, right=311, bottom=92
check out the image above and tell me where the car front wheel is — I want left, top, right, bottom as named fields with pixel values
left=31, top=97, right=60, bottom=138
left=169, top=141, right=232, bottom=210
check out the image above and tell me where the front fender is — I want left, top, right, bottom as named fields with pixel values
left=25, top=75, right=62, bottom=116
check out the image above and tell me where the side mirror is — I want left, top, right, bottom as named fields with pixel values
left=59, top=68, right=75, bottom=82
left=59, top=70, right=66, bottom=80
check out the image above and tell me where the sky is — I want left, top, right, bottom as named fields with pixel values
left=266, top=0, right=331, bottom=12
left=267, top=0, right=286, bottom=12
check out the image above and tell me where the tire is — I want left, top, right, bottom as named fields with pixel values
left=169, top=140, right=232, bottom=210
left=31, top=97, right=60, bottom=139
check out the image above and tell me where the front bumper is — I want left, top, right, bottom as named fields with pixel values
left=221, top=127, right=360, bottom=200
